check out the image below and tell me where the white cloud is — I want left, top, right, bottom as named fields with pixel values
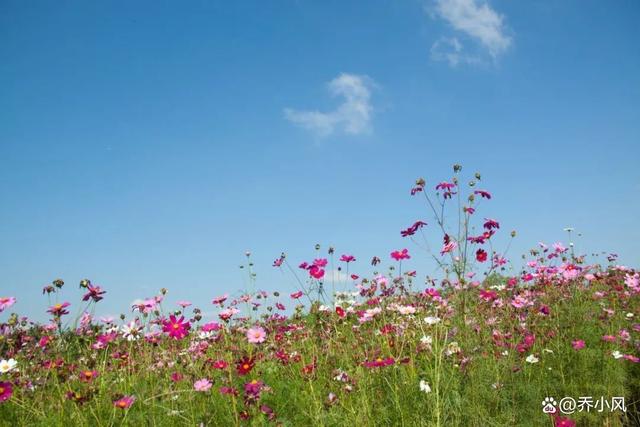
left=429, top=0, right=512, bottom=65
left=284, top=73, right=374, bottom=137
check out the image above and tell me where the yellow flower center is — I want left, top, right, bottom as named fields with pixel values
left=243, top=364, right=249, bottom=370
left=172, top=323, right=180, bottom=329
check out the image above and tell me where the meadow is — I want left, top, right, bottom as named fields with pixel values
left=1, top=167, right=638, bottom=426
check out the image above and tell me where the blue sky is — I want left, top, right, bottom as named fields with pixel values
left=1, top=0, right=639, bottom=321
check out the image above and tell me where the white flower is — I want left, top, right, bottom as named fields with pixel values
left=612, top=350, right=624, bottom=359
left=121, top=321, right=142, bottom=341
left=419, top=380, right=431, bottom=393
left=424, top=316, right=441, bottom=325
left=626, top=312, right=634, bottom=319
left=525, top=354, right=539, bottom=364
left=0, top=358, right=17, bottom=374
left=420, top=335, right=433, bottom=345
left=397, top=305, right=416, bottom=315
left=501, top=350, right=509, bottom=356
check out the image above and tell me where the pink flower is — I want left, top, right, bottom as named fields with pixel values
left=113, top=395, right=135, bottom=409
left=440, top=241, right=457, bottom=256
left=246, top=326, right=267, bottom=344
left=0, top=297, right=16, bottom=313
left=571, top=340, right=585, bottom=350
left=390, top=249, right=411, bottom=261
left=162, top=315, right=191, bottom=340
left=313, top=258, right=328, bottom=268
left=202, top=322, right=222, bottom=332
left=218, top=307, right=239, bottom=321
left=47, top=302, right=70, bottom=317
left=82, top=285, right=106, bottom=302
left=602, top=335, right=616, bottom=343
left=212, top=294, right=228, bottom=305
left=194, top=379, right=212, bottom=392
left=0, top=382, right=12, bottom=402
left=290, top=291, right=303, bottom=299
left=176, top=300, right=192, bottom=308
left=340, top=254, right=356, bottom=263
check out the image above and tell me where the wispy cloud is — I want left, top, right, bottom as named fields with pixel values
left=284, top=73, right=375, bottom=137
left=428, top=0, right=512, bottom=66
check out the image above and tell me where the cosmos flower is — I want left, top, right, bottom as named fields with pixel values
left=47, top=302, right=70, bottom=317
left=236, top=356, right=255, bottom=376
left=211, top=294, right=228, bottom=305
left=162, top=315, right=191, bottom=340
left=476, top=249, right=488, bottom=263
left=246, top=326, right=267, bottom=344
left=0, top=382, right=13, bottom=402
left=0, top=359, right=17, bottom=374
left=390, top=249, right=411, bottom=261
left=308, top=265, right=325, bottom=279
left=113, top=395, right=135, bottom=409
left=525, top=354, right=539, bottom=364
left=0, top=297, right=16, bottom=312
left=82, top=285, right=106, bottom=303
left=194, top=379, right=212, bottom=392
left=571, top=340, right=585, bottom=351
left=474, top=190, right=491, bottom=199
left=419, top=380, right=431, bottom=393
left=363, top=357, right=395, bottom=368
left=79, top=370, right=99, bottom=382
left=340, top=254, right=356, bottom=263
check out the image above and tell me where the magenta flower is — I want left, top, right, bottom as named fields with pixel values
left=340, top=254, right=356, bottom=263
left=246, top=326, right=267, bottom=344
left=571, top=340, right=585, bottom=350
left=390, top=249, right=411, bottom=261
left=82, top=285, right=106, bottom=302
left=113, top=395, right=135, bottom=409
left=194, top=378, right=212, bottom=392
left=0, top=297, right=16, bottom=312
left=47, top=302, right=70, bottom=317
left=176, top=300, right=192, bottom=308
left=162, top=315, right=191, bottom=340
left=0, top=382, right=12, bottom=402
left=308, top=265, right=325, bottom=279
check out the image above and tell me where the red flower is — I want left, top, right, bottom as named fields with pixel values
left=476, top=249, right=488, bottom=263
left=236, top=356, right=255, bottom=376
left=335, top=306, right=346, bottom=318
left=162, top=315, right=191, bottom=340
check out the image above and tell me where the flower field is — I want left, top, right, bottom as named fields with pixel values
left=1, top=168, right=639, bottom=426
